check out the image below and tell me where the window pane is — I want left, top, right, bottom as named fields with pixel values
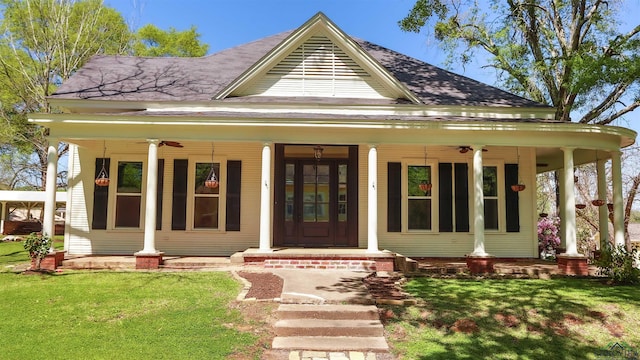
left=483, top=166, right=498, bottom=196
left=408, top=199, right=432, bottom=230
left=408, top=165, right=431, bottom=197
left=194, top=197, right=219, bottom=228
left=316, top=204, right=329, bottom=222
left=115, top=195, right=141, bottom=227
left=285, top=163, right=294, bottom=221
left=195, top=163, right=220, bottom=194
left=485, top=199, right=499, bottom=230
left=117, top=162, right=142, bottom=193
left=338, top=164, right=347, bottom=184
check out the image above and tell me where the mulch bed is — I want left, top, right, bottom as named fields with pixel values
left=237, top=271, right=284, bottom=300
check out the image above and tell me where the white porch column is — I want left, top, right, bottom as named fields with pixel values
left=611, top=150, right=625, bottom=247
left=561, top=147, right=579, bottom=255
left=471, top=145, right=487, bottom=255
left=367, top=145, right=379, bottom=253
left=596, top=157, right=609, bottom=248
left=1, top=201, right=7, bottom=235
left=139, top=139, right=159, bottom=254
left=258, top=143, right=273, bottom=253
left=558, top=169, right=566, bottom=249
left=43, top=138, right=58, bottom=251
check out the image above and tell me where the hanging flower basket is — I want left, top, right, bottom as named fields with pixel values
left=591, top=199, right=605, bottom=207
left=95, top=177, right=110, bottom=187
left=418, top=181, right=432, bottom=192
left=511, top=184, right=526, bottom=192
left=575, top=204, right=587, bottom=210
left=204, top=179, right=219, bottom=189
left=607, top=203, right=614, bottom=212
left=539, top=213, right=548, bottom=218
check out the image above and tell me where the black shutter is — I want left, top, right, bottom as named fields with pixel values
left=156, top=159, right=164, bottom=230
left=225, top=161, right=242, bottom=231
left=171, top=159, right=188, bottom=230
left=91, top=158, right=110, bottom=230
left=454, top=163, right=470, bottom=232
left=387, top=162, right=402, bottom=232
left=505, top=164, right=520, bottom=232
left=439, top=163, right=453, bottom=232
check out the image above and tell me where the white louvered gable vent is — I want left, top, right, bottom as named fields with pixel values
left=236, top=35, right=396, bottom=99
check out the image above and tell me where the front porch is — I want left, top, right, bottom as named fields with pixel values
left=57, top=250, right=597, bottom=277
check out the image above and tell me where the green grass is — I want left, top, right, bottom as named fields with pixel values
left=384, top=277, right=640, bottom=360
left=0, top=271, right=261, bottom=359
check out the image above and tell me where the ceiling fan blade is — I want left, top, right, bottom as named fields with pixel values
left=160, top=141, right=183, bottom=148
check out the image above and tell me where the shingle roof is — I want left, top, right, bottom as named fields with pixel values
left=51, top=30, right=546, bottom=108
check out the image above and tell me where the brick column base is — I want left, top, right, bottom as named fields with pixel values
left=557, top=254, right=589, bottom=276
left=134, top=252, right=164, bottom=269
left=33, top=251, right=66, bottom=271
left=375, top=258, right=395, bottom=272
left=466, top=255, right=496, bottom=274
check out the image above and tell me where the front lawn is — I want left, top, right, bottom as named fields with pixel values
left=384, top=277, right=640, bottom=359
left=0, top=236, right=64, bottom=270
left=0, top=245, right=269, bottom=359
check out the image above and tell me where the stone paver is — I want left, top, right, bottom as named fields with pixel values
left=286, top=351, right=382, bottom=360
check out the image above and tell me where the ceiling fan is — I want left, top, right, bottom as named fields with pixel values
left=458, top=146, right=488, bottom=153
left=159, top=140, right=183, bottom=148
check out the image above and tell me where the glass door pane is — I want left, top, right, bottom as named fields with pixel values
left=303, top=164, right=330, bottom=222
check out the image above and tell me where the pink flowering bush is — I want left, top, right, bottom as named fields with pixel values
left=538, top=217, right=560, bottom=259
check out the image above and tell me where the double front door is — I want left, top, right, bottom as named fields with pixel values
left=274, top=145, right=358, bottom=247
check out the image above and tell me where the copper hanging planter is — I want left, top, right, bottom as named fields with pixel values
left=204, top=178, right=219, bottom=189
left=591, top=199, right=605, bottom=207
left=575, top=204, right=587, bottom=210
left=417, top=146, right=432, bottom=194
left=511, top=184, right=526, bottom=192
left=607, top=203, right=614, bottom=212
left=95, top=175, right=110, bottom=187
left=419, top=180, right=432, bottom=192
left=511, top=147, right=525, bottom=192
left=94, top=141, right=110, bottom=187
left=204, top=143, right=219, bottom=189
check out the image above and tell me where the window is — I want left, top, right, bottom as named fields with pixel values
left=193, top=162, right=220, bottom=229
left=407, top=165, right=432, bottom=230
left=115, top=161, right=143, bottom=228
left=483, top=166, right=499, bottom=230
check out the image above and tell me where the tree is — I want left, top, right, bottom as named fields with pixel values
left=132, top=24, right=208, bottom=57
left=399, top=0, right=640, bottom=124
left=0, top=0, right=209, bottom=190
left=0, top=0, right=131, bottom=189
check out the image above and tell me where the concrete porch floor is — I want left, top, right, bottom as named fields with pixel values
left=59, top=249, right=599, bottom=277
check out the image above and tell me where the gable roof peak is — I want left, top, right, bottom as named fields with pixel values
left=214, top=12, right=421, bottom=103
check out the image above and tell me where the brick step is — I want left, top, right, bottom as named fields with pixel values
left=264, top=259, right=377, bottom=271
left=277, top=304, right=379, bottom=320
left=274, top=319, right=383, bottom=337
left=271, top=336, right=389, bottom=352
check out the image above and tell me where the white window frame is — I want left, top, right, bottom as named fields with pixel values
left=186, top=156, right=227, bottom=232
left=480, top=161, right=505, bottom=233
left=107, top=155, right=147, bottom=231
left=402, top=158, right=438, bottom=233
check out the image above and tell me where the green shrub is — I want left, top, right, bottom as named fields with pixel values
left=22, top=232, right=52, bottom=270
left=595, top=244, right=640, bottom=284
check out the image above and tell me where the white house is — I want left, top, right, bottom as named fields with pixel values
left=31, top=13, right=636, bottom=272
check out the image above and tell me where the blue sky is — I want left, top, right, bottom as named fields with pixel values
left=105, top=0, right=640, bottom=129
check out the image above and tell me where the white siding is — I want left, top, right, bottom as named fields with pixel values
left=66, top=141, right=263, bottom=256
left=359, top=144, right=537, bottom=258
left=67, top=141, right=537, bottom=258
